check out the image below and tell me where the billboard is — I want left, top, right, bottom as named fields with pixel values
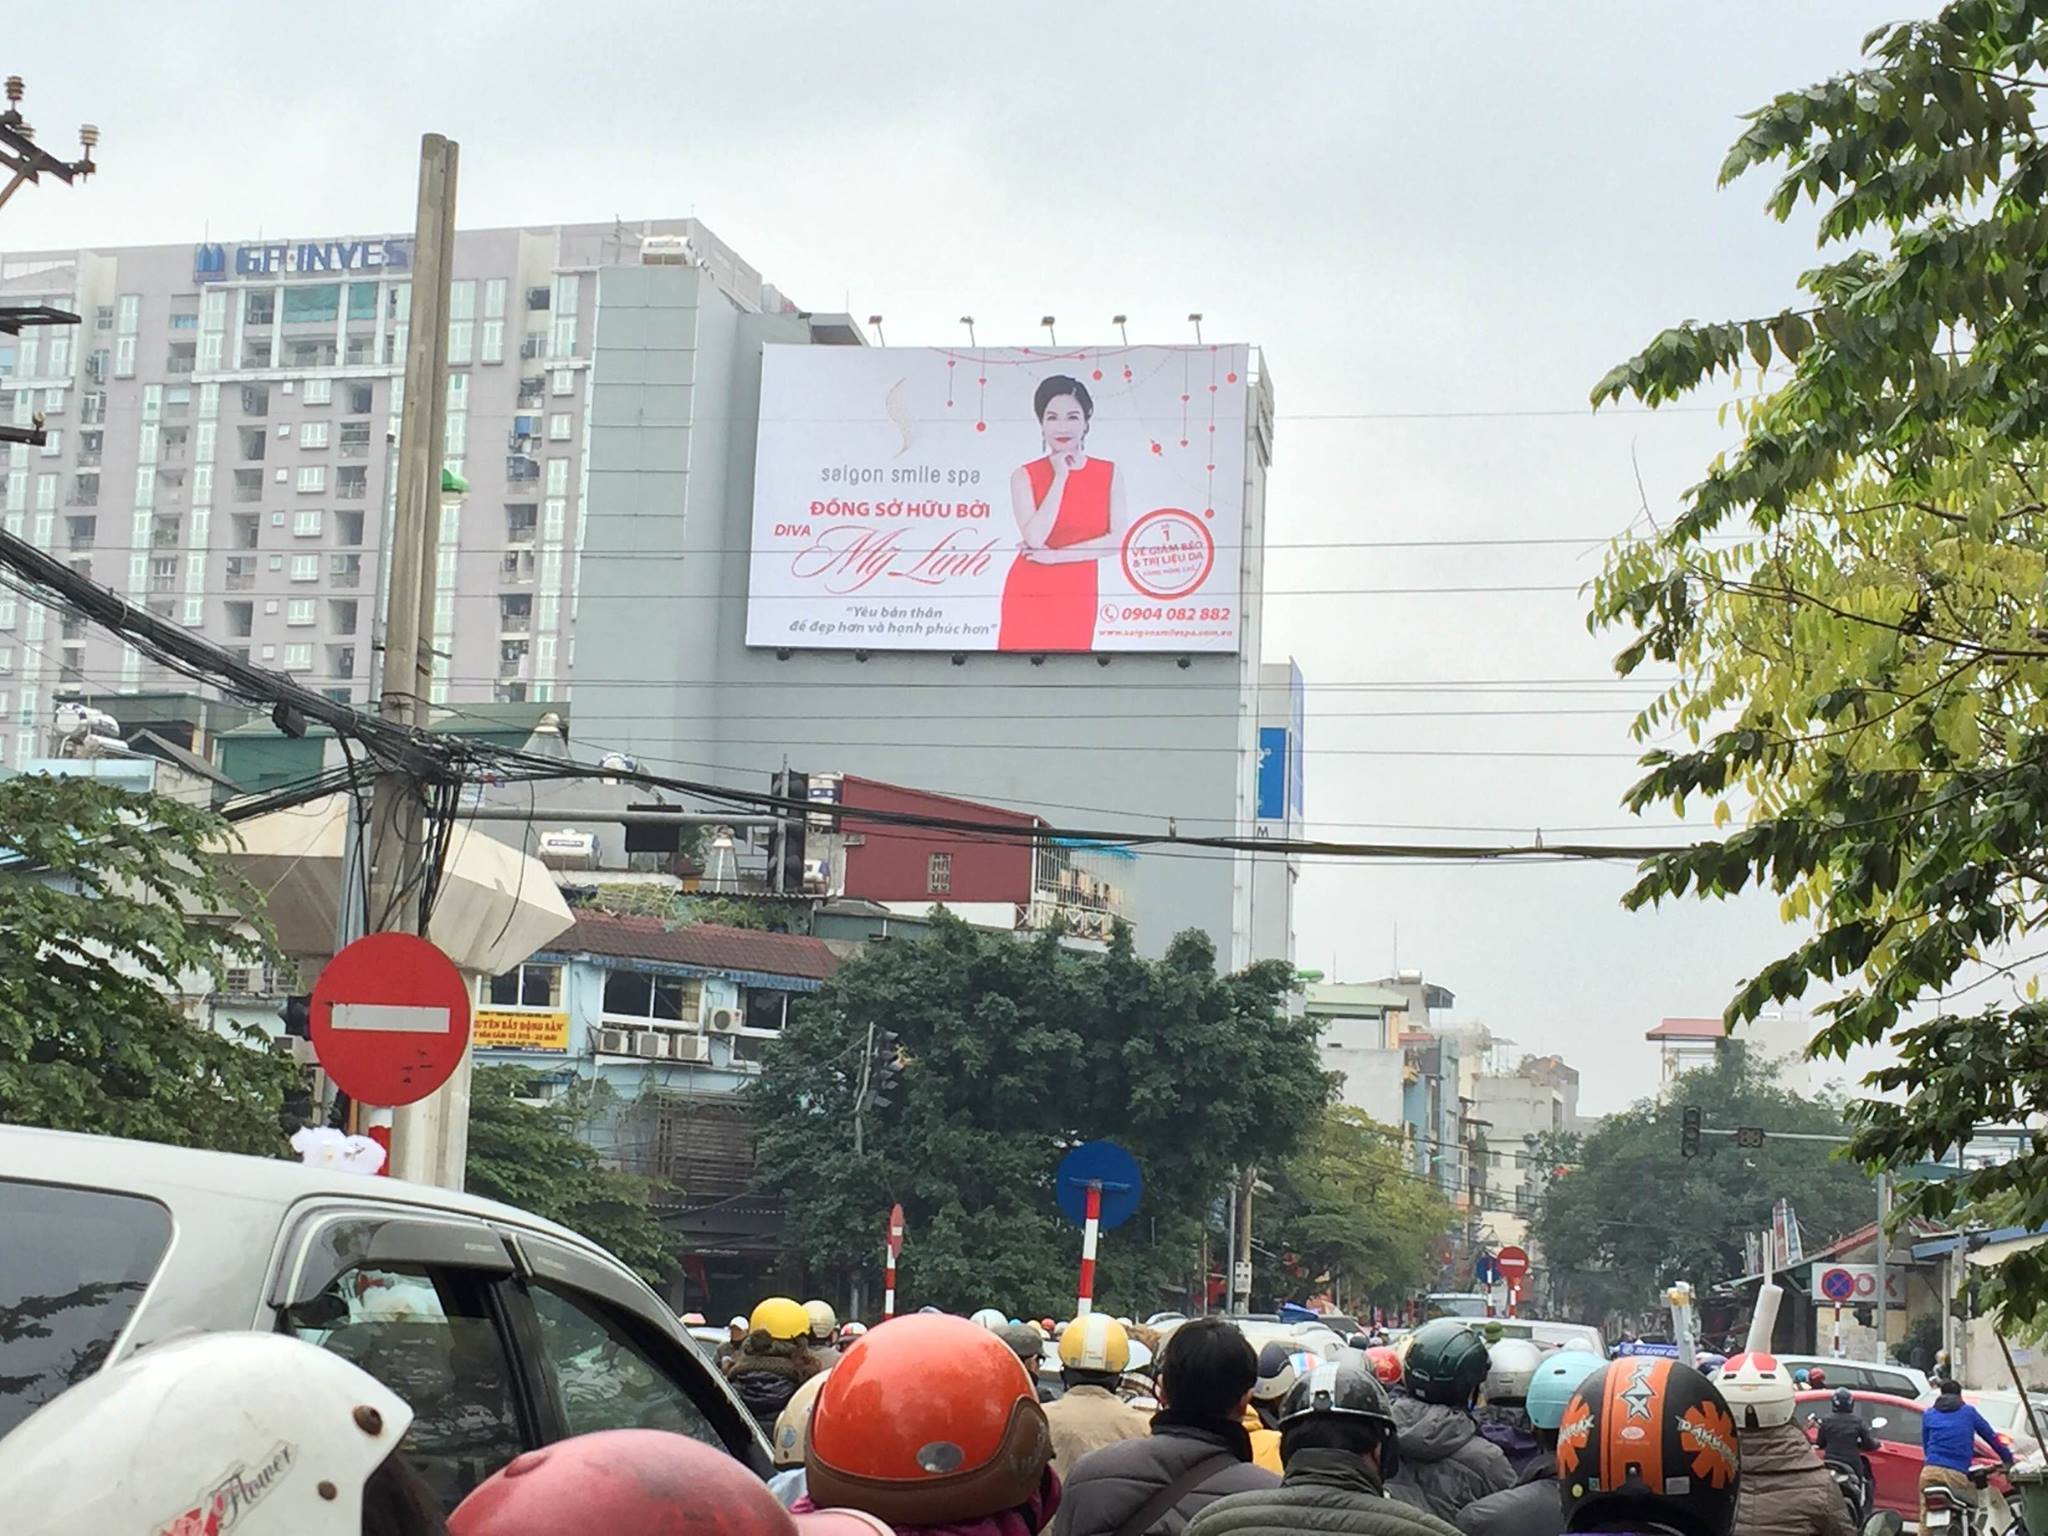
left=470, top=1009, right=570, bottom=1053
left=749, top=344, right=1250, bottom=652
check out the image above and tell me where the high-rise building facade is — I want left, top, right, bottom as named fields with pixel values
left=0, top=218, right=776, bottom=764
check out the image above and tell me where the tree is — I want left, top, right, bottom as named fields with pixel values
left=1585, top=2, right=2048, bottom=1323
left=1529, top=1052, right=1874, bottom=1323
left=748, top=911, right=1329, bottom=1318
left=0, top=773, right=298, bottom=1155
left=464, top=1065, right=676, bottom=1283
left=1255, top=1105, right=1453, bottom=1311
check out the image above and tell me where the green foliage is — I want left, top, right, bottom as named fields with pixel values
left=0, top=773, right=298, bottom=1155
left=1529, top=1052, right=1873, bottom=1321
left=748, top=911, right=1329, bottom=1318
left=1586, top=2, right=2048, bottom=1325
left=464, top=1066, right=676, bottom=1283
left=579, top=885, right=784, bottom=931
left=1256, top=1105, right=1453, bottom=1309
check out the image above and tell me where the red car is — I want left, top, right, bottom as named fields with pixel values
left=1797, top=1390, right=2012, bottom=1523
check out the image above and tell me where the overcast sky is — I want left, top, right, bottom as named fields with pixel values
left=9, top=1, right=1910, bottom=1111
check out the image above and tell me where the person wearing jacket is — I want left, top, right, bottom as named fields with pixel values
left=801, top=1313, right=1059, bottom=1536
left=1185, top=1363, right=1462, bottom=1536
left=1385, top=1321, right=1514, bottom=1523
left=1056, top=1319, right=1279, bottom=1536
left=1808, top=1388, right=1877, bottom=1514
left=1046, top=1316, right=1154, bottom=1477
left=726, top=1297, right=826, bottom=1430
left=1717, top=1352, right=1852, bottom=1536
left=1243, top=1343, right=1323, bottom=1476
left=1921, top=1377, right=2015, bottom=1528
left=1470, top=1339, right=1546, bottom=1479
left=1456, top=1349, right=1604, bottom=1536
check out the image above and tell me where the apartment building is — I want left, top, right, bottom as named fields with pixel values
left=0, top=218, right=778, bottom=766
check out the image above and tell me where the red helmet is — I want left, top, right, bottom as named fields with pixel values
left=807, top=1312, right=1052, bottom=1525
left=1559, top=1358, right=1740, bottom=1536
left=450, top=1430, right=794, bottom=1536
left=1364, top=1346, right=1404, bottom=1387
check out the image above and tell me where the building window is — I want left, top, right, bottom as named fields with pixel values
left=479, top=321, right=504, bottom=365
left=281, top=643, right=312, bottom=670
left=169, top=311, right=198, bottom=331
left=300, top=421, right=329, bottom=449
left=928, top=852, right=952, bottom=894
left=289, top=554, right=318, bottom=582
left=555, top=274, right=580, bottom=316
left=600, top=969, right=702, bottom=1023
left=294, top=509, right=323, bottom=538
left=303, top=378, right=333, bottom=405
left=39, top=429, right=60, bottom=459
left=113, top=336, right=135, bottom=378
left=348, top=383, right=374, bottom=413
left=551, top=368, right=575, bottom=397
left=550, top=317, right=577, bottom=358
left=447, top=323, right=473, bottom=367
left=116, top=294, right=140, bottom=334
left=286, top=599, right=314, bottom=626
left=486, top=962, right=561, bottom=1008
left=547, top=413, right=571, bottom=442
left=744, top=989, right=791, bottom=1033
left=296, top=466, right=326, bottom=494
left=244, top=290, right=276, bottom=327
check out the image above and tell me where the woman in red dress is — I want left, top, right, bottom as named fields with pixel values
left=998, top=375, right=1128, bottom=651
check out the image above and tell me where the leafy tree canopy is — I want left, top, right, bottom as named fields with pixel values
left=1256, top=1104, right=1453, bottom=1311
left=0, top=774, right=298, bottom=1155
left=1586, top=0, right=2048, bottom=1322
left=748, top=911, right=1329, bottom=1319
left=1529, top=1051, right=1874, bottom=1322
left=465, top=1066, right=676, bottom=1283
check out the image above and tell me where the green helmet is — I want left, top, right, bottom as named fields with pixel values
left=1403, top=1319, right=1491, bottom=1406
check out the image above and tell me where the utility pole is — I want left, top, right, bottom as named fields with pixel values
left=0, top=76, right=97, bottom=214
left=372, top=133, right=460, bottom=1187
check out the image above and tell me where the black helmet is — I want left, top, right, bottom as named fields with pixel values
left=1831, top=1387, right=1854, bottom=1413
left=1560, top=1357, right=1740, bottom=1536
left=1277, top=1361, right=1398, bottom=1435
left=1404, top=1318, right=1491, bottom=1407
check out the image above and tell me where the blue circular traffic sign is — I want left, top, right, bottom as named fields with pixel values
left=1819, top=1267, right=1857, bottom=1302
left=1056, top=1141, right=1143, bottom=1231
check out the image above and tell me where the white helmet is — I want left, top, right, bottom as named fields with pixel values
left=1481, top=1338, right=1545, bottom=1403
left=1719, top=1349, right=1797, bottom=1428
left=1251, top=1342, right=1325, bottom=1404
left=804, top=1298, right=839, bottom=1341
left=0, top=1331, right=413, bottom=1536
left=773, top=1367, right=833, bottom=1468
left=970, top=1307, right=1009, bottom=1330
left=840, top=1320, right=869, bottom=1339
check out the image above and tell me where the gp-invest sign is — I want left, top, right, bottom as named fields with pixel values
left=193, top=236, right=413, bottom=283
left=748, top=344, right=1250, bottom=653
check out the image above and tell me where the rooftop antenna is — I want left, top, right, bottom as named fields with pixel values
left=1040, top=314, right=1057, bottom=346
left=1112, top=314, right=1128, bottom=344
left=959, top=315, right=976, bottom=347
left=1188, top=311, right=1204, bottom=343
left=868, top=313, right=885, bottom=345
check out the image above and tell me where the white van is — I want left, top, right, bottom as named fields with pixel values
left=1451, top=1316, right=1606, bottom=1356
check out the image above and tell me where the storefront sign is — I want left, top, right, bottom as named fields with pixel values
left=471, top=1009, right=571, bottom=1053
left=194, top=237, right=413, bottom=283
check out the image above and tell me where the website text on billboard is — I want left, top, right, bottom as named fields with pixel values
left=748, top=344, right=1250, bottom=653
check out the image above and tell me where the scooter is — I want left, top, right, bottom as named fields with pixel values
left=1924, top=1467, right=2029, bottom=1536
left=1825, top=1457, right=1872, bottom=1530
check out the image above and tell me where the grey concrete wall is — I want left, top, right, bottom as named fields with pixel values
left=573, top=265, right=1271, bottom=965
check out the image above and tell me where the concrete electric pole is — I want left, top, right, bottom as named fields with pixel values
left=371, top=132, right=462, bottom=1187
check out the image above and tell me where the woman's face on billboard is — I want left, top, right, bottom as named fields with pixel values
left=1040, top=394, right=1088, bottom=453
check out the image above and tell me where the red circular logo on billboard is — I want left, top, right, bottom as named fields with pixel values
left=1121, top=508, right=1215, bottom=599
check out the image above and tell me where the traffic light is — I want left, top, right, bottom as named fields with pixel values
left=1735, top=1125, right=1766, bottom=1149
left=865, top=1029, right=902, bottom=1112
left=771, top=770, right=810, bottom=893
left=1680, top=1104, right=1703, bottom=1159
left=278, top=994, right=312, bottom=1039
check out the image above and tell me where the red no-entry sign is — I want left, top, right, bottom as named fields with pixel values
left=310, top=932, right=472, bottom=1107
left=1496, top=1245, right=1530, bottom=1285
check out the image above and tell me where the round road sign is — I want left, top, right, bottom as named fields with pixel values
left=1056, top=1141, right=1143, bottom=1231
left=1496, top=1245, right=1530, bottom=1283
left=310, top=932, right=472, bottom=1107
left=1819, top=1267, right=1857, bottom=1302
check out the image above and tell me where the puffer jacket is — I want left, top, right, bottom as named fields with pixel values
left=1047, top=1385, right=1155, bottom=1477
left=1732, top=1423, right=1856, bottom=1536
left=1454, top=1463, right=1560, bottom=1536
left=1387, top=1398, right=1515, bottom=1524
left=1240, top=1406, right=1283, bottom=1475
left=1471, top=1405, right=1545, bottom=1480
left=1184, top=1449, right=1465, bottom=1536
left=724, top=1337, right=822, bottom=1429
left=796, top=1465, right=1061, bottom=1536
left=1055, top=1419, right=1278, bottom=1536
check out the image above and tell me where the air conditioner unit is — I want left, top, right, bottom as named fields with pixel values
left=633, top=1030, right=670, bottom=1059
left=595, top=1026, right=633, bottom=1055
left=707, top=1008, right=740, bottom=1034
left=669, top=1033, right=711, bottom=1064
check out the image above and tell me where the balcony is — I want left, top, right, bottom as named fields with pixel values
left=335, top=470, right=368, bottom=501
left=517, top=377, right=545, bottom=407
left=329, top=557, right=363, bottom=589
left=339, top=432, right=372, bottom=459
left=76, top=446, right=101, bottom=468
left=499, top=550, right=536, bottom=584
left=152, top=520, right=182, bottom=549
left=65, top=525, right=94, bottom=552
left=65, top=485, right=100, bottom=509
left=505, top=454, right=540, bottom=482
left=225, top=563, right=257, bottom=592
left=499, top=611, right=532, bottom=635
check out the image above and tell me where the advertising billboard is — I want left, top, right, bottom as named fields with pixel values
left=470, top=1009, right=571, bottom=1053
left=749, top=344, right=1250, bottom=652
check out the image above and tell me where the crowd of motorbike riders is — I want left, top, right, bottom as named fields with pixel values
left=0, top=1292, right=2024, bottom=1536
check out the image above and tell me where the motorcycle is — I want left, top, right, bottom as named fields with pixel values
left=1825, top=1458, right=1872, bottom=1530
left=1924, top=1467, right=2030, bottom=1536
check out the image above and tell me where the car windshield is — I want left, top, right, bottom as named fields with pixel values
left=0, top=1180, right=173, bottom=1438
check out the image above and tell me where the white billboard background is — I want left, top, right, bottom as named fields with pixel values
left=748, top=343, right=1249, bottom=652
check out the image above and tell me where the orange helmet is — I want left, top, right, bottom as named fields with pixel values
left=806, top=1313, right=1052, bottom=1525
left=451, top=1429, right=794, bottom=1536
left=1558, top=1357, right=1740, bottom=1536
left=1364, top=1345, right=1404, bottom=1387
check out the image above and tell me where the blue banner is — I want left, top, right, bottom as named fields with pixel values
left=1613, top=1340, right=1683, bottom=1358
left=1258, top=726, right=1288, bottom=822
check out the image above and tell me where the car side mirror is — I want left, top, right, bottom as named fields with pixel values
left=1863, top=1512, right=1904, bottom=1536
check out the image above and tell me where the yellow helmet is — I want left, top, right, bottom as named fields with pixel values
left=1058, top=1313, right=1132, bottom=1374
left=750, top=1296, right=811, bottom=1342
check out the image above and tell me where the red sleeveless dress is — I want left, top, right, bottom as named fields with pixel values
left=998, top=456, right=1113, bottom=652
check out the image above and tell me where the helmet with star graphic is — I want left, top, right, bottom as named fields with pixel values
left=1558, top=1356, right=1740, bottom=1536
